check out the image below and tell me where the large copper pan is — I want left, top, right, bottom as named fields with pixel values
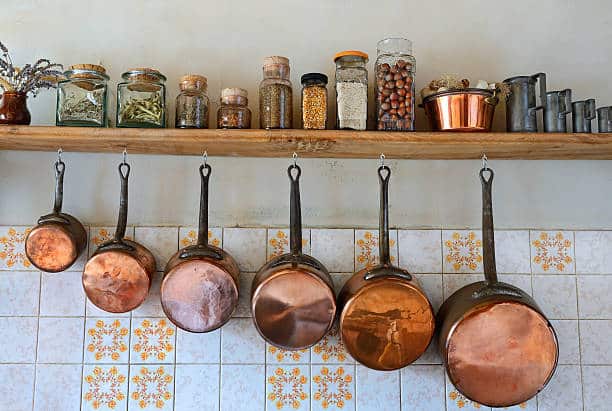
left=82, top=160, right=156, bottom=313
left=161, top=162, right=239, bottom=333
left=337, top=164, right=435, bottom=370
left=437, top=166, right=558, bottom=407
left=251, top=163, right=336, bottom=350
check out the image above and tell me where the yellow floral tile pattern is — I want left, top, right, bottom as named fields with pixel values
left=312, top=366, right=353, bottom=409
left=355, top=230, right=396, bottom=269
left=268, top=229, right=309, bottom=260
left=132, top=319, right=175, bottom=362
left=0, top=227, right=32, bottom=269
left=311, top=326, right=350, bottom=363
left=129, top=366, right=173, bottom=410
left=268, top=345, right=308, bottom=363
left=86, top=319, right=129, bottom=362
left=532, top=231, right=574, bottom=273
left=444, top=231, right=483, bottom=272
left=448, top=390, right=482, bottom=409
left=180, top=229, right=221, bottom=248
left=83, top=365, right=127, bottom=410
left=267, top=366, right=309, bottom=410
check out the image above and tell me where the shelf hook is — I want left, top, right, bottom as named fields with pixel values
left=482, top=153, right=488, bottom=170
left=122, top=148, right=128, bottom=165
left=203, top=150, right=208, bottom=167
left=57, top=147, right=63, bottom=163
left=292, top=152, right=298, bottom=167
left=380, top=153, right=386, bottom=167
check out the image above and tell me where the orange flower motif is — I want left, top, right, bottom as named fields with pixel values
left=356, top=231, right=395, bottom=269
left=83, top=366, right=127, bottom=410
left=267, top=367, right=308, bottom=410
left=532, top=231, right=573, bottom=272
left=180, top=229, right=220, bottom=248
left=0, top=227, right=31, bottom=268
left=132, top=319, right=175, bottom=362
left=312, top=366, right=353, bottom=409
left=268, top=345, right=307, bottom=363
left=86, top=319, right=129, bottom=362
left=312, top=326, right=348, bottom=363
left=130, top=366, right=173, bottom=409
left=269, top=230, right=308, bottom=260
left=444, top=231, right=483, bottom=271
left=449, top=390, right=481, bottom=409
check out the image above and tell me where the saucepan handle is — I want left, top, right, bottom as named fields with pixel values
left=364, top=265, right=412, bottom=282
left=197, top=163, right=212, bottom=247
left=480, top=166, right=498, bottom=284
left=180, top=245, right=223, bottom=260
left=378, top=164, right=392, bottom=266
left=288, top=163, right=303, bottom=255
left=113, top=161, right=130, bottom=241
left=52, top=159, right=65, bottom=214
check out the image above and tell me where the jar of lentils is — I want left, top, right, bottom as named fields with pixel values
left=375, top=38, right=415, bottom=131
left=175, top=74, right=209, bottom=129
left=116, top=68, right=166, bottom=128
left=259, top=56, right=293, bottom=129
left=56, top=64, right=109, bottom=127
left=217, top=88, right=251, bottom=129
left=301, top=73, right=328, bottom=129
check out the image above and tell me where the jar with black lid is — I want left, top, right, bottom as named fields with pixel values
left=116, top=67, right=166, bottom=128
left=301, top=73, right=328, bottom=129
left=217, top=88, right=251, bottom=129
left=56, top=64, right=109, bottom=127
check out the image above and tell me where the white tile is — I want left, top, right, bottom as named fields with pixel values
left=220, top=364, right=264, bottom=411
left=266, top=364, right=310, bottom=411
left=134, top=227, right=177, bottom=269
left=233, top=272, right=254, bottom=318
left=582, top=365, right=612, bottom=411
left=537, top=365, right=583, bottom=411
left=310, top=229, right=355, bottom=273
left=398, top=230, right=442, bottom=274
left=34, top=364, right=82, bottom=411
left=0, top=271, right=39, bottom=315
left=498, top=274, right=533, bottom=295
left=575, top=231, right=612, bottom=274
left=175, top=364, right=219, bottom=411
left=494, top=231, right=531, bottom=274
left=530, top=231, right=575, bottom=274
left=577, top=275, right=612, bottom=318
left=443, top=274, right=482, bottom=299
left=82, top=364, right=129, bottom=411
left=128, top=365, right=174, bottom=411
left=311, top=364, right=355, bottom=411
left=0, top=226, right=36, bottom=270
left=37, top=317, right=84, bottom=363
left=130, top=318, right=176, bottom=364
left=444, top=375, right=491, bottom=410
left=532, top=275, right=578, bottom=319
left=223, top=228, right=267, bottom=271
left=580, top=320, right=612, bottom=364
left=40, top=271, right=85, bottom=316
left=267, top=228, right=311, bottom=260
left=131, top=272, right=164, bottom=317
left=414, top=274, right=443, bottom=313
left=0, top=364, right=34, bottom=411
left=0, top=317, right=38, bottom=363
left=356, top=366, right=399, bottom=410
left=550, top=320, right=580, bottom=365
left=221, top=318, right=264, bottom=364
left=84, top=318, right=131, bottom=363
left=400, top=365, right=445, bottom=411
left=176, top=328, right=220, bottom=363
left=442, top=230, right=483, bottom=274
left=354, top=229, right=398, bottom=271
left=86, top=298, right=131, bottom=318
left=89, top=226, right=135, bottom=258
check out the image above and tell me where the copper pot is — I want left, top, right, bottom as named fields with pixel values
left=161, top=163, right=239, bottom=333
left=251, top=164, right=336, bottom=350
left=337, top=165, right=435, bottom=370
left=422, top=89, right=497, bottom=131
left=82, top=161, right=156, bottom=313
left=26, top=157, right=87, bottom=272
left=437, top=167, right=558, bottom=407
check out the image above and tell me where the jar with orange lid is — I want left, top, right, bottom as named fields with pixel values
left=217, top=88, right=251, bottom=129
left=116, top=68, right=166, bottom=128
left=175, top=74, right=209, bottom=129
left=56, top=64, right=109, bottom=127
left=334, top=50, right=368, bottom=130
left=259, top=56, right=293, bottom=129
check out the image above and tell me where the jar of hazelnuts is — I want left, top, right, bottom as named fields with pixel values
left=375, top=38, right=415, bottom=131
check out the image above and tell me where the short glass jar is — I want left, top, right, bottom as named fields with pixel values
left=375, top=38, right=415, bottom=131
left=217, top=88, right=251, bottom=129
left=116, top=68, right=166, bottom=128
left=301, top=73, right=328, bottom=129
left=175, top=74, right=209, bottom=129
left=259, top=56, right=293, bottom=129
left=56, top=64, right=109, bottom=127
left=334, top=51, right=368, bottom=130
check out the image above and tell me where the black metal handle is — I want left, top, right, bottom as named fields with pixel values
left=52, top=160, right=65, bottom=214
left=378, top=165, right=391, bottom=266
left=530, top=72, right=547, bottom=112
left=364, top=265, right=412, bottom=281
left=113, top=162, right=130, bottom=241
left=288, top=164, right=302, bottom=255
left=180, top=244, right=223, bottom=260
left=197, top=164, right=212, bottom=246
left=480, top=167, right=498, bottom=284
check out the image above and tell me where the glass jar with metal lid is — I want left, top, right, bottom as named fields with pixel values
left=259, top=56, right=293, bottom=129
left=301, top=73, right=328, bottom=129
left=116, top=68, right=166, bottom=128
left=334, top=51, right=368, bottom=130
left=375, top=38, right=415, bottom=131
left=175, top=74, right=209, bottom=129
left=56, top=64, right=109, bottom=127
left=217, top=88, right=251, bottom=129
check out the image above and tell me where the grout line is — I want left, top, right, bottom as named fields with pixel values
left=31, top=270, right=42, bottom=411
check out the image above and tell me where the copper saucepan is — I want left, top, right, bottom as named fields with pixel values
left=161, top=162, right=240, bottom=333
left=26, top=155, right=87, bottom=272
left=251, top=163, right=336, bottom=350
left=422, top=88, right=498, bottom=131
left=437, top=166, right=558, bottom=407
left=82, top=160, right=156, bottom=313
left=337, top=164, right=435, bottom=370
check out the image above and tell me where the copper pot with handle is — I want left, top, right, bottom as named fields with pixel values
left=251, top=162, right=336, bottom=350
left=436, top=165, right=558, bottom=407
left=422, top=89, right=498, bottom=131
left=161, top=162, right=240, bottom=333
left=337, top=163, right=435, bottom=370
left=26, top=153, right=87, bottom=272
left=82, top=158, right=156, bottom=313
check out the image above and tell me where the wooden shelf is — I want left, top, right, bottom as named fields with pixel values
left=0, top=126, right=611, bottom=159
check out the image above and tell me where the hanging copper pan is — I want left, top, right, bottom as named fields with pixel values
left=437, top=166, right=558, bottom=407
left=161, top=162, right=239, bottom=333
left=82, top=159, right=156, bottom=313
left=251, top=163, right=336, bottom=350
left=26, top=154, right=87, bottom=272
left=337, top=164, right=435, bottom=370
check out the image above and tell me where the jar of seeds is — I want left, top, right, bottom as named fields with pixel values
left=259, top=56, right=293, bottom=129
left=175, top=74, right=209, bottom=129
left=56, top=64, right=109, bottom=127
left=217, top=88, right=251, bottom=129
left=301, top=73, right=328, bottom=129
left=375, top=38, right=415, bottom=131
left=116, top=68, right=166, bottom=128
left=334, top=51, right=368, bottom=130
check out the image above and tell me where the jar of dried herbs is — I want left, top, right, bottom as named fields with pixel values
left=175, top=74, right=209, bottom=129
left=334, top=51, right=368, bottom=130
left=259, top=56, right=293, bottom=129
left=217, top=88, right=251, bottom=129
left=301, top=73, right=328, bottom=129
left=116, top=68, right=166, bottom=128
left=56, top=64, right=109, bottom=127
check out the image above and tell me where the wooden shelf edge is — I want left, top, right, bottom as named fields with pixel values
left=0, top=126, right=611, bottom=159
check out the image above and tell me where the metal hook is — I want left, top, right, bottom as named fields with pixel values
left=292, top=152, right=298, bottom=167
left=57, top=148, right=63, bottom=163
left=122, top=148, right=128, bottom=164
left=380, top=153, right=385, bottom=167
left=482, top=153, right=488, bottom=170
left=203, top=151, right=208, bottom=167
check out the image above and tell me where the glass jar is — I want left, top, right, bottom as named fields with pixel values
left=56, top=64, right=109, bottom=127
left=116, top=68, right=166, bottom=128
left=375, top=38, right=415, bottom=131
left=301, top=73, right=328, bottom=129
left=217, top=88, right=251, bottom=129
left=334, top=51, right=368, bottom=130
left=259, top=56, right=293, bottom=129
left=175, top=74, right=209, bottom=129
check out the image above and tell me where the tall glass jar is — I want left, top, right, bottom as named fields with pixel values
left=217, top=88, right=251, bottom=129
left=116, top=68, right=166, bottom=128
left=301, top=73, right=328, bottom=129
left=56, top=64, right=109, bottom=127
left=334, top=51, right=368, bottom=130
left=375, top=38, right=415, bottom=131
left=259, top=56, right=292, bottom=129
left=175, top=74, right=209, bottom=129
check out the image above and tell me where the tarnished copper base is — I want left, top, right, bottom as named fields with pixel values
left=26, top=224, right=79, bottom=272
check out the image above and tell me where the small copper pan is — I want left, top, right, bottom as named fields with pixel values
left=26, top=155, right=87, bottom=272
left=437, top=166, right=558, bottom=407
left=251, top=163, right=336, bottom=350
left=422, top=89, right=498, bottom=131
left=338, top=164, right=435, bottom=370
left=161, top=162, right=239, bottom=333
left=82, top=160, right=156, bottom=313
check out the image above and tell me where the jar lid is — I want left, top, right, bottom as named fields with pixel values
left=333, top=50, right=369, bottom=62
left=263, top=56, right=290, bottom=67
left=179, top=74, right=207, bottom=90
left=221, top=87, right=248, bottom=98
left=122, top=67, right=167, bottom=82
left=301, top=73, right=328, bottom=85
left=65, top=64, right=109, bottom=80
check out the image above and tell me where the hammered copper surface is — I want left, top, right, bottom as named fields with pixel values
left=26, top=225, right=78, bottom=272
left=446, top=302, right=558, bottom=407
left=422, top=90, right=496, bottom=131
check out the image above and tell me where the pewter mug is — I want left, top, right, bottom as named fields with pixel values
left=572, top=99, right=596, bottom=133
left=544, top=89, right=571, bottom=132
left=503, top=73, right=546, bottom=132
left=598, top=106, right=612, bottom=133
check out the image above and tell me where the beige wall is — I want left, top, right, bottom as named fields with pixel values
left=1, top=0, right=612, bottom=228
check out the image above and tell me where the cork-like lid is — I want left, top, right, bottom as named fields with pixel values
left=69, top=64, right=106, bottom=74
left=221, top=87, right=248, bottom=98
left=179, top=74, right=207, bottom=91
left=263, top=56, right=290, bottom=67
left=122, top=67, right=167, bottom=82
left=65, top=64, right=109, bottom=80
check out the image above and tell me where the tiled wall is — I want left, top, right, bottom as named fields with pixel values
left=0, top=226, right=610, bottom=411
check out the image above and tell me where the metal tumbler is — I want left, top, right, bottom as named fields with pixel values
left=503, top=73, right=546, bottom=132
left=544, top=89, right=571, bottom=132
left=598, top=106, right=612, bottom=133
left=572, top=99, right=596, bottom=133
